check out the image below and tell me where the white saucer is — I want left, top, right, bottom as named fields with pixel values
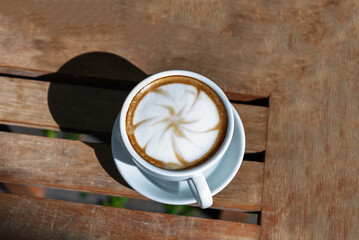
left=111, top=105, right=245, bottom=205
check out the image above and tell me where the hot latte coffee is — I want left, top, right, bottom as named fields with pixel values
left=126, top=76, right=228, bottom=170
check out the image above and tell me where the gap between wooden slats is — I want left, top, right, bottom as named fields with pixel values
left=0, top=76, right=268, bottom=154
left=0, top=0, right=285, bottom=101
left=0, top=193, right=260, bottom=240
left=0, top=131, right=264, bottom=211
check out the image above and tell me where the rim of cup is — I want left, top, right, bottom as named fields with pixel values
left=119, top=70, right=234, bottom=178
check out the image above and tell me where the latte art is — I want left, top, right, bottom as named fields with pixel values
left=126, top=76, right=227, bottom=170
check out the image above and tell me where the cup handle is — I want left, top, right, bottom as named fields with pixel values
left=187, top=174, right=213, bottom=209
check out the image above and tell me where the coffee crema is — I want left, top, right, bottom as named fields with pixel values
left=126, top=76, right=228, bottom=170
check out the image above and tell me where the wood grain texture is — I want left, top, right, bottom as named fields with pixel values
left=0, top=66, right=48, bottom=78
left=3, top=0, right=358, bottom=238
left=0, top=77, right=268, bottom=153
left=261, top=1, right=359, bottom=239
left=0, top=193, right=260, bottom=240
left=0, top=0, right=316, bottom=100
left=0, top=131, right=264, bottom=211
left=234, top=104, right=267, bottom=154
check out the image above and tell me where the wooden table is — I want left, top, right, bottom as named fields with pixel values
left=0, top=1, right=358, bottom=239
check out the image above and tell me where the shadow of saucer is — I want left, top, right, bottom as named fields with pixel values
left=85, top=142, right=132, bottom=189
left=46, top=52, right=148, bottom=191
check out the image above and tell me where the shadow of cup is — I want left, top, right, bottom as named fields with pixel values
left=46, top=52, right=148, bottom=190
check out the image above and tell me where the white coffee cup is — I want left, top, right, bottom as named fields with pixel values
left=119, top=70, right=234, bottom=208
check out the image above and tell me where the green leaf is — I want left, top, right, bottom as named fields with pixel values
left=79, top=192, right=88, bottom=198
left=101, top=196, right=129, bottom=208
left=43, top=130, right=58, bottom=138
left=66, top=133, right=79, bottom=140
left=165, top=204, right=200, bottom=216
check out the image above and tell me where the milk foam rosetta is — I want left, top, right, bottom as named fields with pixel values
left=126, top=76, right=227, bottom=170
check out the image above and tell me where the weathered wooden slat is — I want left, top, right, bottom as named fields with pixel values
left=0, top=193, right=260, bottom=240
left=0, top=131, right=264, bottom=211
left=233, top=104, right=267, bottom=154
left=0, top=0, right=314, bottom=101
left=260, top=0, right=359, bottom=238
left=0, top=77, right=268, bottom=153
